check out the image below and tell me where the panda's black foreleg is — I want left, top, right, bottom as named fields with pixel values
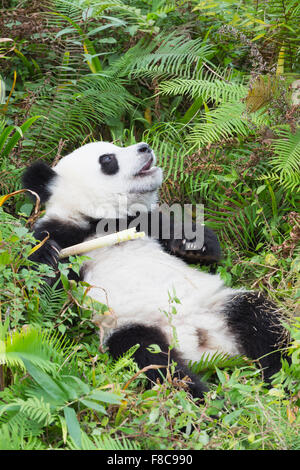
left=225, top=292, right=289, bottom=382
left=27, top=236, right=61, bottom=287
left=159, top=225, right=221, bottom=268
left=29, top=237, right=61, bottom=269
left=28, top=219, right=89, bottom=285
left=106, top=323, right=208, bottom=399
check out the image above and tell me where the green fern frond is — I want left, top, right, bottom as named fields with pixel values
left=159, top=77, right=247, bottom=103
left=18, top=397, right=53, bottom=426
left=258, top=170, right=300, bottom=192
left=91, top=0, right=153, bottom=31
left=0, top=399, right=48, bottom=440
left=114, top=33, right=214, bottom=80
left=254, top=128, right=300, bottom=192
left=0, top=422, right=45, bottom=450
left=187, top=101, right=267, bottom=147
left=51, top=0, right=152, bottom=33
left=75, top=432, right=141, bottom=450
left=189, top=351, right=247, bottom=376
left=108, top=344, right=140, bottom=376
left=38, top=282, right=68, bottom=322
left=271, top=128, right=300, bottom=175
left=0, top=321, right=71, bottom=373
left=28, top=73, right=137, bottom=159
left=47, top=0, right=84, bottom=22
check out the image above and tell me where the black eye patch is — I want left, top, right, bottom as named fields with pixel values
left=99, top=153, right=119, bottom=175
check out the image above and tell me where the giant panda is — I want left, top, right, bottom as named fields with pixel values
left=22, top=141, right=287, bottom=398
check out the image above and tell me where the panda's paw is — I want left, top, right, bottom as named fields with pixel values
left=169, top=227, right=221, bottom=265
left=29, top=239, right=61, bottom=269
left=182, top=237, right=205, bottom=252
left=169, top=237, right=213, bottom=264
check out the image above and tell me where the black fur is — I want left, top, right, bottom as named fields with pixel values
left=160, top=225, right=221, bottom=266
left=22, top=161, right=57, bottom=203
left=106, top=323, right=208, bottom=398
left=225, top=292, right=287, bottom=381
left=99, top=154, right=119, bottom=175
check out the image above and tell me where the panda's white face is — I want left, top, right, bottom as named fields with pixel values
left=45, top=141, right=163, bottom=221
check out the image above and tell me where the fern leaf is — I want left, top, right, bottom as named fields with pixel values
left=38, top=282, right=68, bottom=322
left=271, top=128, right=300, bottom=174
left=187, top=101, right=268, bottom=147
left=0, top=401, right=48, bottom=440
left=19, top=397, right=53, bottom=426
left=189, top=351, right=247, bottom=376
left=159, top=77, right=247, bottom=103
left=28, top=72, right=137, bottom=159
left=0, top=422, right=45, bottom=450
left=254, top=128, right=300, bottom=192
left=245, top=75, right=278, bottom=112
left=0, top=323, right=71, bottom=373
left=114, top=33, right=214, bottom=80
left=74, top=432, right=141, bottom=450
left=258, top=171, right=300, bottom=193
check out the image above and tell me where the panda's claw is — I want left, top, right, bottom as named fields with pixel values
left=29, top=239, right=61, bottom=269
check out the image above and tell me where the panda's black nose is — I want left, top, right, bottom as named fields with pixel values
left=138, top=143, right=151, bottom=154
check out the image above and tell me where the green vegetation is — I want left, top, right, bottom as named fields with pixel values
left=0, top=0, right=299, bottom=450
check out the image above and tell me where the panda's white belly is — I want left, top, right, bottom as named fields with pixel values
left=82, top=236, right=241, bottom=361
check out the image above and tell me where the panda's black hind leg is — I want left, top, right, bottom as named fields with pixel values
left=225, top=292, right=289, bottom=381
left=106, top=323, right=208, bottom=399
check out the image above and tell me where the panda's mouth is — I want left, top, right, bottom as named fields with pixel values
left=135, top=157, right=156, bottom=177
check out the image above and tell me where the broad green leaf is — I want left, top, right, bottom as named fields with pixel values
left=88, top=390, right=122, bottom=404
left=1, top=116, right=42, bottom=157
left=22, top=359, right=67, bottom=403
left=64, top=406, right=82, bottom=449
left=223, top=409, right=243, bottom=426
left=80, top=399, right=107, bottom=415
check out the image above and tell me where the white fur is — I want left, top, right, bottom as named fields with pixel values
left=43, top=141, right=242, bottom=363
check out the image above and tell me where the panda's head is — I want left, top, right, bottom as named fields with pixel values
left=23, top=142, right=163, bottom=221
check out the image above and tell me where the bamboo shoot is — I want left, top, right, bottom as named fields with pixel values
left=59, top=227, right=145, bottom=259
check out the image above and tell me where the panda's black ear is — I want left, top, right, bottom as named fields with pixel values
left=22, top=161, right=57, bottom=204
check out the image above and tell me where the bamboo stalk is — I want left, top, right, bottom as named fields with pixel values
left=59, top=227, right=145, bottom=259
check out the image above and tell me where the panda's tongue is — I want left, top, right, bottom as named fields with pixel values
left=138, top=158, right=153, bottom=174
